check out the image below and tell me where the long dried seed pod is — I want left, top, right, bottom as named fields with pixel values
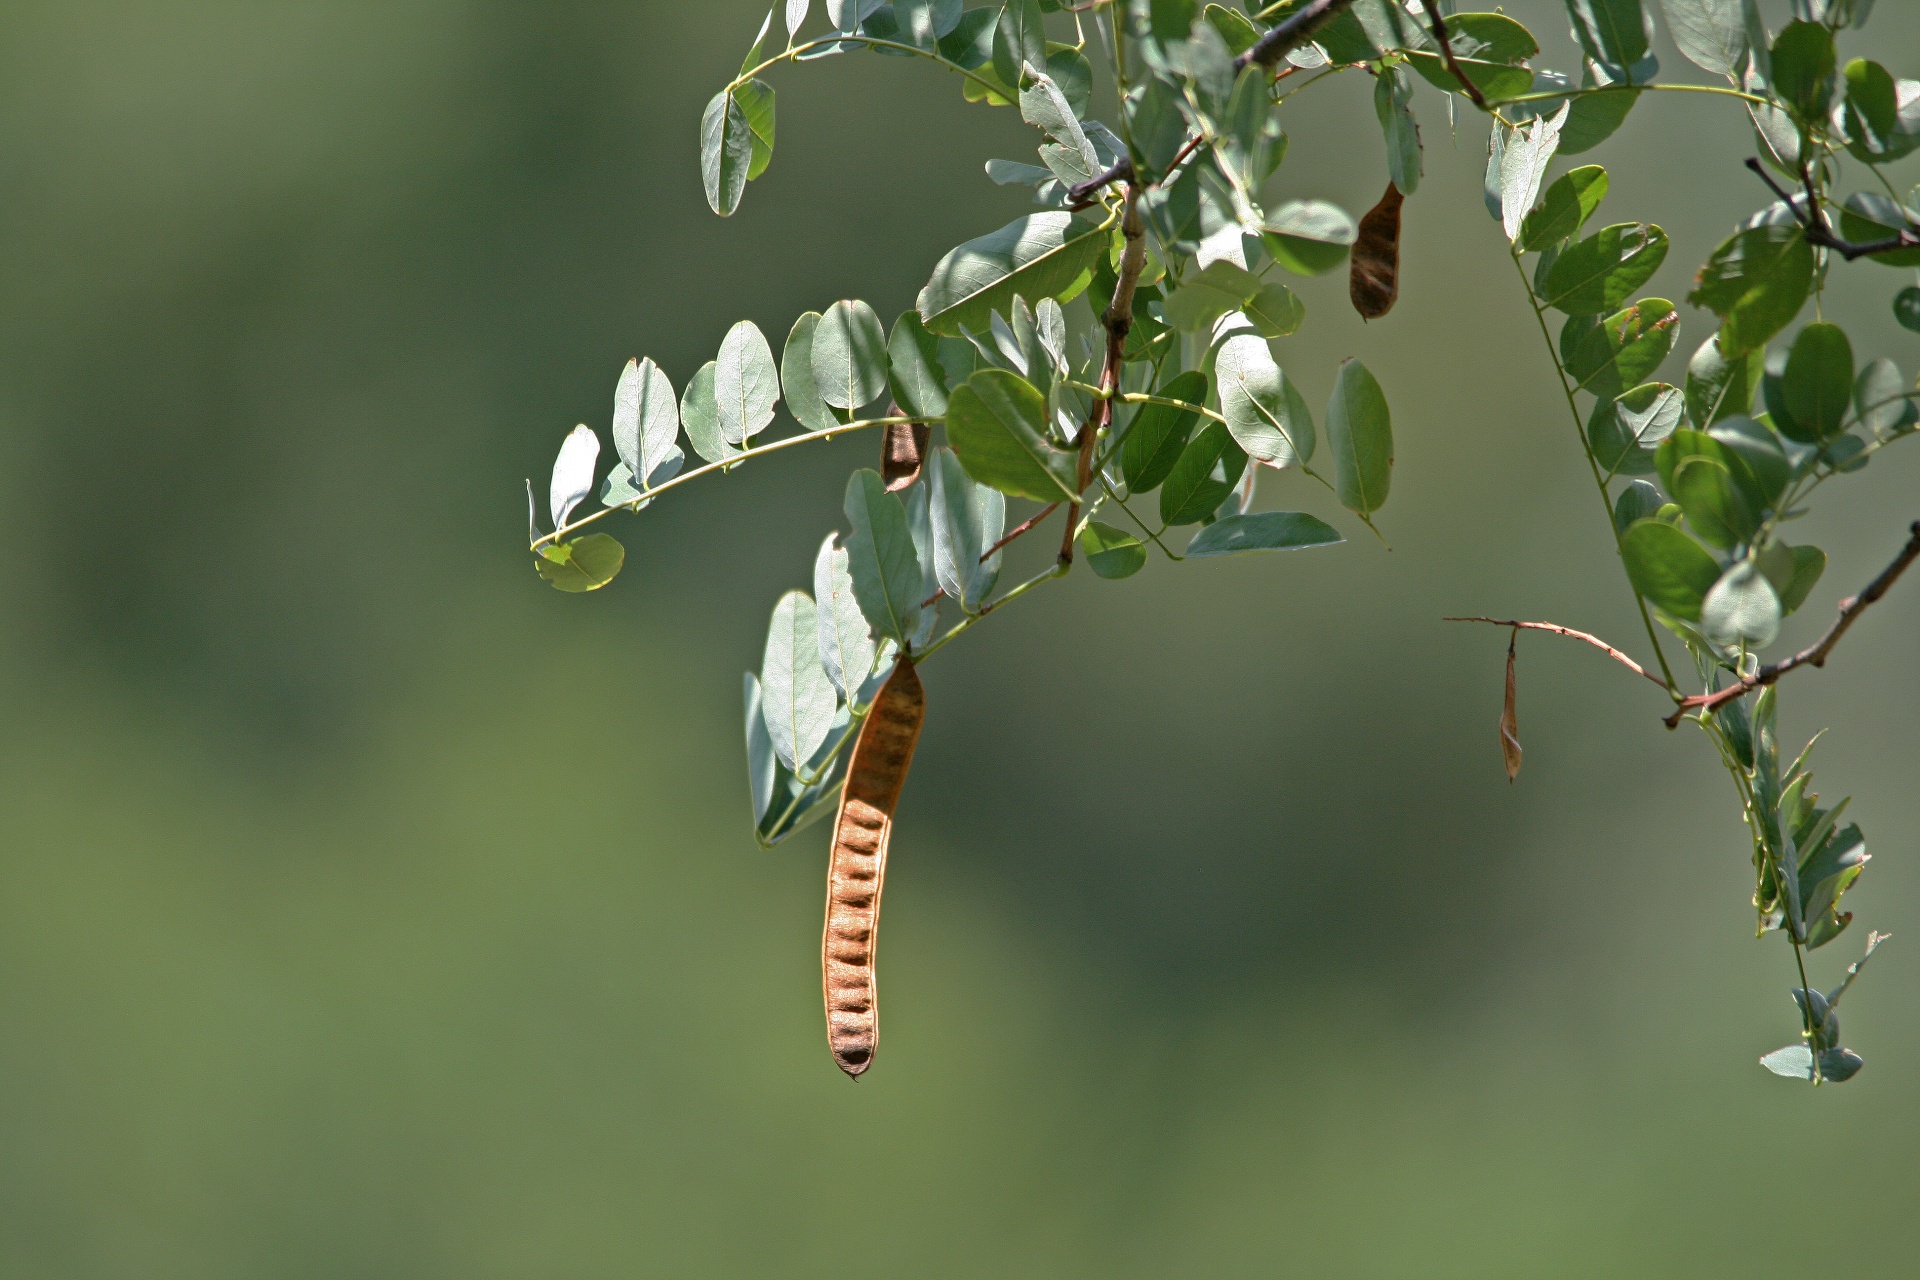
left=822, top=656, right=926, bottom=1078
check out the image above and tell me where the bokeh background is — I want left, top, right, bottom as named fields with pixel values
left=2, top=3, right=1917, bottom=1275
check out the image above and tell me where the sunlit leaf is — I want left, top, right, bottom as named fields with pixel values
left=782, top=312, right=841, bottom=433
left=535, top=532, right=625, bottom=593
left=1216, top=333, right=1314, bottom=469
left=812, top=300, right=889, bottom=412
left=1620, top=517, right=1721, bottom=619
left=917, top=213, right=1105, bottom=337
left=549, top=424, right=599, bottom=528
left=843, top=468, right=924, bottom=647
left=1325, top=358, right=1392, bottom=516
left=944, top=369, right=1080, bottom=502
left=1078, top=520, right=1147, bottom=579
left=814, top=532, right=879, bottom=701
left=716, top=320, right=780, bottom=444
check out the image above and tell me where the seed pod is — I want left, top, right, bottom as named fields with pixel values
left=1500, top=628, right=1523, bottom=782
left=1349, top=182, right=1403, bottom=320
left=822, top=656, right=926, bottom=1078
left=881, top=401, right=930, bottom=491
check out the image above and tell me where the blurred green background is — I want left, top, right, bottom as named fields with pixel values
left=2, top=3, right=1917, bottom=1275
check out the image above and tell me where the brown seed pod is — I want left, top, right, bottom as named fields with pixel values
left=1500, top=628, right=1523, bottom=782
left=1349, top=181, right=1404, bottom=320
left=822, top=656, right=926, bottom=1078
left=881, top=400, right=930, bottom=492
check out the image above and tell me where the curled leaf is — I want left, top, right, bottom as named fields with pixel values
left=1500, top=629, right=1523, bottom=782
left=1349, top=182, right=1403, bottom=320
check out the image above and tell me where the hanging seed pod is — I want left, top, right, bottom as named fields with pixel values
left=1350, top=182, right=1404, bottom=320
left=881, top=400, right=931, bottom=491
left=822, top=656, right=926, bottom=1078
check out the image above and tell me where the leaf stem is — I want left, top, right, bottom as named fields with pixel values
left=531, top=415, right=913, bottom=551
left=1499, top=82, right=1770, bottom=110
left=1507, top=252, right=1681, bottom=696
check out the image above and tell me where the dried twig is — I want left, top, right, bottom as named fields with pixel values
left=1745, top=158, right=1920, bottom=261
left=1664, top=520, right=1920, bottom=727
left=1236, top=0, right=1359, bottom=71
left=1445, top=617, right=1668, bottom=688
left=1416, top=0, right=1489, bottom=110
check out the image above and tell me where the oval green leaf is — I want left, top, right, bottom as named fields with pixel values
left=1325, top=357, right=1392, bottom=516
left=944, top=369, right=1080, bottom=502
left=1185, top=511, right=1344, bottom=558
left=917, top=213, right=1106, bottom=337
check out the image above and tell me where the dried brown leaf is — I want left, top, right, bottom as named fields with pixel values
left=1349, top=182, right=1403, bottom=321
left=1500, top=630, right=1523, bottom=782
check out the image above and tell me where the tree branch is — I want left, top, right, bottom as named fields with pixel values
left=980, top=501, right=1061, bottom=562
left=1744, top=157, right=1920, bottom=261
left=1416, top=0, right=1489, bottom=110
left=1061, top=180, right=1146, bottom=565
left=1664, top=519, right=1920, bottom=728
left=1445, top=617, right=1668, bottom=687
left=1236, top=0, right=1358, bottom=71
left=1067, top=157, right=1132, bottom=210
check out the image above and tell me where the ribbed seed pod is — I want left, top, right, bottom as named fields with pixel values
left=822, top=657, right=925, bottom=1078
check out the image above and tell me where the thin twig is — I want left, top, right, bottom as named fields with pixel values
left=1236, top=0, right=1358, bottom=71
left=981, top=501, right=1061, bottom=561
left=1067, top=157, right=1133, bottom=209
left=1744, top=157, right=1920, bottom=261
left=1445, top=617, right=1667, bottom=687
left=1664, top=520, right=1920, bottom=727
left=1062, top=180, right=1147, bottom=565
left=1416, top=0, right=1489, bottom=110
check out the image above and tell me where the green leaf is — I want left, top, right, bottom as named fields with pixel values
left=1855, top=357, right=1918, bottom=437
left=1324, top=357, right=1393, bottom=516
left=901, top=481, right=940, bottom=647
left=1708, top=415, right=1791, bottom=503
left=1242, top=281, right=1305, bottom=338
left=1655, top=428, right=1767, bottom=548
left=679, top=360, right=736, bottom=464
left=1898, top=286, right=1920, bottom=334
left=1659, top=0, right=1748, bottom=77
left=1613, top=478, right=1664, bottom=533
left=760, top=590, right=838, bottom=771
left=917, top=212, right=1105, bottom=337
left=1567, top=0, right=1651, bottom=72
left=781, top=312, right=841, bottom=433
left=1045, top=47, right=1094, bottom=118
left=1685, top=332, right=1755, bottom=427
left=1521, top=165, right=1610, bottom=252
left=1216, top=333, right=1314, bottom=469
left=1564, top=298, right=1679, bottom=399
left=1760, top=541, right=1826, bottom=614
left=1702, top=561, right=1782, bottom=647
left=1020, top=69, right=1099, bottom=187
left=1126, top=79, right=1190, bottom=177
left=886, top=310, right=949, bottom=420
left=842, top=469, right=924, bottom=647
left=1160, top=422, right=1247, bottom=526
left=612, top=357, right=683, bottom=488
left=536, top=533, right=626, bottom=593
left=1078, top=520, right=1147, bottom=579
left=1373, top=65, right=1422, bottom=197
left=700, top=88, right=754, bottom=217
left=1121, top=370, right=1208, bottom=494
left=744, top=671, right=776, bottom=825
left=1262, top=201, right=1358, bottom=276
left=1407, top=51, right=1536, bottom=103
left=716, top=320, right=780, bottom=444
left=549, top=423, right=599, bottom=529
left=1556, top=79, right=1640, bottom=156
left=897, top=0, right=963, bottom=48
left=1163, top=260, right=1263, bottom=333
left=735, top=79, right=777, bottom=182
left=1620, top=518, right=1722, bottom=619
left=1203, top=2, right=1259, bottom=52
left=1769, top=20, right=1836, bottom=120
left=1591, top=381, right=1684, bottom=474
left=927, top=445, right=1003, bottom=612
left=813, top=533, right=878, bottom=701
left=944, top=369, right=1079, bottom=502
left=1781, top=322, right=1854, bottom=442
left=1185, top=511, right=1343, bottom=557
left=1540, top=222, right=1670, bottom=315
left=1688, top=224, right=1814, bottom=357
left=1837, top=193, right=1920, bottom=267
left=1497, top=104, right=1569, bottom=242
left=812, top=300, right=890, bottom=412
left=992, top=0, right=1047, bottom=91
